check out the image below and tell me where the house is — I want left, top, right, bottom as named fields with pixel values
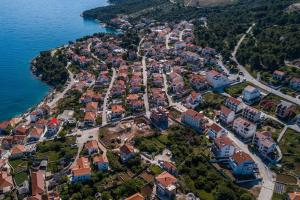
left=29, top=127, right=44, bottom=141
left=225, top=97, right=243, bottom=113
left=289, top=77, right=300, bottom=91
left=0, top=121, right=10, bottom=134
left=181, top=109, right=207, bottom=132
left=151, top=88, right=167, bottom=106
left=14, top=126, right=29, bottom=135
left=219, top=105, right=235, bottom=124
left=71, top=157, right=92, bottom=182
left=155, top=172, right=177, bottom=200
left=130, top=100, right=144, bottom=111
left=185, top=91, right=202, bottom=109
left=85, top=102, right=98, bottom=112
left=111, top=105, right=124, bottom=119
left=253, top=131, right=276, bottom=158
left=84, top=112, right=97, bottom=127
left=120, top=144, right=135, bottom=163
left=47, top=118, right=60, bottom=136
left=242, top=106, right=261, bottom=123
left=242, top=85, right=261, bottom=105
left=31, top=171, right=45, bottom=196
left=233, top=117, right=256, bottom=139
left=0, top=171, right=13, bottom=193
left=93, top=154, right=109, bottom=171
left=212, top=135, right=235, bottom=158
left=272, top=70, right=286, bottom=81
left=206, top=70, right=230, bottom=88
left=276, top=100, right=295, bottom=119
left=161, top=161, right=177, bottom=175
left=207, top=123, right=225, bottom=139
left=125, top=193, right=144, bottom=200
left=84, top=140, right=99, bottom=155
left=150, top=107, right=169, bottom=130
left=190, top=74, right=207, bottom=91
left=288, top=191, right=300, bottom=200
left=10, top=144, right=26, bottom=158
left=229, top=150, right=257, bottom=175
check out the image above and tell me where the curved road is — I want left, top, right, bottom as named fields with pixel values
left=232, top=23, right=300, bottom=106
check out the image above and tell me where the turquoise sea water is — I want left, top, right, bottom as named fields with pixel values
left=0, top=0, right=109, bottom=121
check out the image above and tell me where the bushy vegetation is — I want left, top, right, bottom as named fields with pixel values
left=34, top=136, right=77, bottom=172
left=32, top=50, right=68, bottom=89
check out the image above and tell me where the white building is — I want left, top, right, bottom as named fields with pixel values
left=185, top=91, right=202, bottom=109
left=206, top=70, right=230, bottom=88
left=242, top=85, right=261, bottom=105
left=219, top=105, right=235, bottom=124
left=225, top=97, right=243, bottom=113
left=229, top=150, right=257, bottom=175
left=233, top=117, right=256, bottom=139
left=181, top=109, right=207, bottom=131
left=207, top=123, right=225, bottom=139
left=213, top=135, right=235, bottom=158
left=254, top=131, right=276, bottom=158
left=242, top=106, right=261, bottom=123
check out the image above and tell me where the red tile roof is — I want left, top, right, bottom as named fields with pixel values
left=214, top=135, right=234, bottom=149
left=0, top=171, right=13, bottom=188
left=209, top=123, right=222, bottom=133
left=289, top=192, right=300, bottom=200
left=120, top=144, right=135, bottom=155
left=232, top=151, right=253, bottom=165
left=93, top=155, right=108, bottom=164
left=220, top=105, right=234, bottom=116
left=84, top=140, right=98, bottom=150
left=71, top=157, right=91, bottom=177
left=125, top=193, right=144, bottom=200
left=31, top=171, right=45, bottom=196
left=11, top=144, right=25, bottom=155
left=155, top=171, right=177, bottom=188
left=184, top=109, right=205, bottom=120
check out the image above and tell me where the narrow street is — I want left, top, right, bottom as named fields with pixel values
left=211, top=119, right=275, bottom=200
left=165, top=33, right=172, bottom=49
left=232, top=23, right=300, bottom=106
left=102, top=68, right=116, bottom=126
left=47, top=62, right=74, bottom=109
left=162, top=73, right=174, bottom=106
left=142, top=56, right=150, bottom=118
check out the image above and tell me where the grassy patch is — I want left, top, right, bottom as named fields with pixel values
left=279, top=128, right=300, bottom=175
left=276, top=174, right=298, bottom=185
left=134, top=136, right=166, bottom=155
left=224, top=82, right=249, bottom=97
left=13, top=171, right=28, bottom=186
left=33, top=136, right=77, bottom=172
left=149, top=164, right=162, bottom=175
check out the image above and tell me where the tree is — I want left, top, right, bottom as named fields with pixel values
left=215, top=186, right=237, bottom=200
left=240, top=193, right=255, bottom=200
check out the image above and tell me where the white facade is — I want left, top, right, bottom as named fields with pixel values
left=206, top=70, right=230, bottom=88
left=233, top=117, right=256, bottom=139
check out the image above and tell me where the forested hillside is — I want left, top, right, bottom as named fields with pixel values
left=84, top=0, right=300, bottom=68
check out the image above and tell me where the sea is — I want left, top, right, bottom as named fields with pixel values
left=0, top=0, right=111, bottom=121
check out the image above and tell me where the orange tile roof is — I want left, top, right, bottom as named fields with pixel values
left=227, top=96, right=241, bottom=105
left=214, top=135, right=234, bottom=149
left=289, top=192, right=300, bottom=200
left=209, top=123, right=222, bottom=133
left=71, top=157, right=91, bottom=177
left=93, top=154, right=108, bottom=164
left=11, top=144, right=25, bottom=155
left=125, top=193, right=144, bottom=200
left=31, top=171, right=45, bottom=196
left=220, top=105, right=234, bottom=116
left=0, top=171, right=13, bottom=188
left=156, top=171, right=177, bottom=188
left=184, top=109, right=205, bottom=120
left=232, top=151, right=253, bottom=165
left=84, top=112, right=97, bottom=121
left=112, top=105, right=124, bottom=113
left=120, top=144, right=135, bottom=155
left=84, top=140, right=98, bottom=150
left=86, top=102, right=98, bottom=111
left=30, top=127, right=44, bottom=137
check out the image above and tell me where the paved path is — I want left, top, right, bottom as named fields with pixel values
left=137, top=36, right=145, bottom=57
left=142, top=56, right=150, bottom=118
left=277, top=125, right=288, bottom=143
left=212, top=119, right=275, bottom=200
left=165, top=33, right=172, bottom=49
left=102, top=68, right=116, bottom=126
left=232, top=23, right=300, bottom=106
left=47, top=62, right=74, bottom=108
left=162, top=73, right=174, bottom=106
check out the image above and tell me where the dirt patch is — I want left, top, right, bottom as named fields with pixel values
left=139, top=170, right=154, bottom=183
left=276, top=174, right=298, bottom=185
